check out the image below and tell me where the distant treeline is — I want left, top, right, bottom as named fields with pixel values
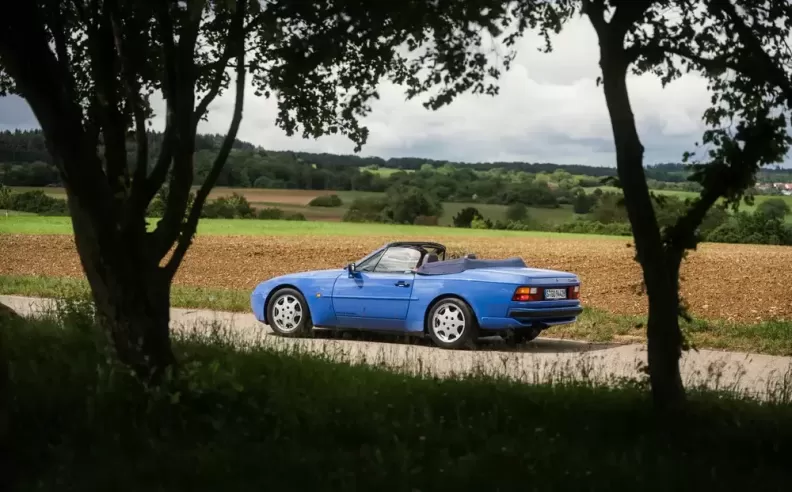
left=2, top=129, right=791, bottom=189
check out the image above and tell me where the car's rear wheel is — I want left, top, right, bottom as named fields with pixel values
left=267, top=287, right=312, bottom=337
left=426, top=298, right=477, bottom=349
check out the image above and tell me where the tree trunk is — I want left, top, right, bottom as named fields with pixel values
left=0, top=303, right=15, bottom=491
left=68, top=199, right=175, bottom=383
left=598, top=42, right=686, bottom=409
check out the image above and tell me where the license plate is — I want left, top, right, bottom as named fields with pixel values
left=544, top=288, right=567, bottom=300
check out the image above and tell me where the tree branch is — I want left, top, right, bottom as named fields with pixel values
left=663, top=186, right=722, bottom=252
left=47, top=0, right=76, bottom=102
left=166, top=0, right=247, bottom=277
left=107, top=1, right=149, bottom=225
left=628, top=41, right=739, bottom=74
left=194, top=43, right=235, bottom=130
left=714, top=1, right=792, bottom=108
left=84, top=0, right=130, bottom=200
left=581, top=0, right=608, bottom=36
left=148, top=0, right=204, bottom=261
left=609, top=0, right=655, bottom=37
left=193, top=9, right=262, bottom=130
left=0, top=0, right=114, bottom=227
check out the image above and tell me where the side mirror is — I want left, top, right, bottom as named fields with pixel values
left=346, top=262, right=356, bottom=276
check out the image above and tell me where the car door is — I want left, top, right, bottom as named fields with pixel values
left=332, top=246, right=419, bottom=330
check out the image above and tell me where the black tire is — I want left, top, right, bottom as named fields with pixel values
left=426, top=297, right=478, bottom=349
left=266, top=287, right=312, bottom=337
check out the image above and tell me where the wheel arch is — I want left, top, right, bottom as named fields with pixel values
left=263, top=284, right=304, bottom=323
left=422, top=293, right=479, bottom=334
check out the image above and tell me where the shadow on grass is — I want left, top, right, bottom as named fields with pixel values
left=3, top=297, right=792, bottom=491
left=298, top=327, right=622, bottom=354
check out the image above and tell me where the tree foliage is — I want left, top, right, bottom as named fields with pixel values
left=0, top=0, right=530, bottom=379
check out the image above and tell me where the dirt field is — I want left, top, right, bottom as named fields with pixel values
left=2, top=233, right=790, bottom=323
left=206, top=187, right=333, bottom=205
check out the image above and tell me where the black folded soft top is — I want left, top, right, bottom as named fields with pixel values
left=415, top=257, right=526, bottom=275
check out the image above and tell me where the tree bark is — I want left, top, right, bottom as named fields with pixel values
left=68, top=199, right=175, bottom=383
left=597, top=32, right=686, bottom=409
left=0, top=302, right=16, bottom=491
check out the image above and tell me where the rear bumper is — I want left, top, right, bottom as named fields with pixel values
left=479, top=306, right=583, bottom=331
left=508, top=306, right=583, bottom=320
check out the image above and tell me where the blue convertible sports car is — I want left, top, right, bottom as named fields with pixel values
left=250, top=241, right=582, bottom=348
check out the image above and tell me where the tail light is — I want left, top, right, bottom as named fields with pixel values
left=512, top=285, right=581, bottom=302
left=512, top=286, right=543, bottom=302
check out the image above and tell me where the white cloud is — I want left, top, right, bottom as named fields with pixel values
left=3, top=16, right=785, bottom=167
left=191, top=16, right=714, bottom=166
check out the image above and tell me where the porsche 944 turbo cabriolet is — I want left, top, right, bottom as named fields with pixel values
left=250, top=241, right=582, bottom=349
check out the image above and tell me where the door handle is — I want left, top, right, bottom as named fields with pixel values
left=395, top=281, right=411, bottom=287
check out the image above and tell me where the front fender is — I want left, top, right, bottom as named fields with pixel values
left=250, top=272, right=342, bottom=326
left=250, top=280, right=278, bottom=323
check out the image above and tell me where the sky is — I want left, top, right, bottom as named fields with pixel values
left=1, top=15, right=785, bottom=168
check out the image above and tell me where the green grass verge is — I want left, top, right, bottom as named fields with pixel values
left=4, top=301, right=792, bottom=491
left=0, top=214, right=619, bottom=239
left=3, top=274, right=791, bottom=356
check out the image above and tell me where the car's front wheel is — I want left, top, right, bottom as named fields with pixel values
left=426, top=298, right=477, bottom=349
left=267, top=287, right=312, bottom=337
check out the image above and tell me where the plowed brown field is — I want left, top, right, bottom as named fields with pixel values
left=1, top=233, right=790, bottom=323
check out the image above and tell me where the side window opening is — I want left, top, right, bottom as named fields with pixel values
left=356, top=250, right=384, bottom=272
left=374, top=247, right=422, bottom=273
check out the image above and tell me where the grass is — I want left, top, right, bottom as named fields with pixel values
left=3, top=274, right=791, bottom=356
left=4, top=297, right=792, bottom=491
left=0, top=214, right=619, bottom=239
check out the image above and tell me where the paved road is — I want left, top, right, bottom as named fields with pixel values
left=4, top=295, right=791, bottom=401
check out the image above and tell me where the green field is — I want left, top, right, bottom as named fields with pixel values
left=7, top=185, right=575, bottom=226
left=0, top=214, right=615, bottom=239
left=583, top=185, right=792, bottom=222
left=10, top=184, right=792, bottom=227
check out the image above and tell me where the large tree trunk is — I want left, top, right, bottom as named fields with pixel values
left=598, top=38, right=686, bottom=409
left=0, top=302, right=18, bottom=491
left=69, top=199, right=175, bottom=383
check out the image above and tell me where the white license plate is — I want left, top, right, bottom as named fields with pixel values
left=544, top=288, right=567, bottom=300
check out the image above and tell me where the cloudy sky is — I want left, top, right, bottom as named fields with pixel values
left=2, top=16, right=783, bottom=167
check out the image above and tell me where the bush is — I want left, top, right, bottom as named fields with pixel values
left=589, top=192, right=628, bottom=224
left=705, top=211, right=792, bottom=245
left=201, top=193, right=255, bottom=219
left=413, top=215, right=439, bottom=226
left=286, top=212, right=306, bottom=221
left=756, top=198, right=791, bottom=221
left=554, top=219, right=632, bottom=236
left=256, top=207, right=285, bottom=220
left=452, top=206, right=483, bottom=228
left=254, top=208, right=305, bottom=221
left=380, top=185, right=443, bottom=224
left=343, top=196, right=388, bottom=222
left=148, top=186, right=196, bottom=218
left=505, top=202, right=528, bottom=222
left=308, top=194, right=343, bottom=207
left=572, top=191, right=597, bottom=214
left=1, top=189, right=69, bottom=215
left=470, top=216, right=490, bottom=229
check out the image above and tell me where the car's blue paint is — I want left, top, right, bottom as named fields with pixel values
left=333, top=271, right=415, bottom=330
left=250, top=242, right=582, bottom=337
